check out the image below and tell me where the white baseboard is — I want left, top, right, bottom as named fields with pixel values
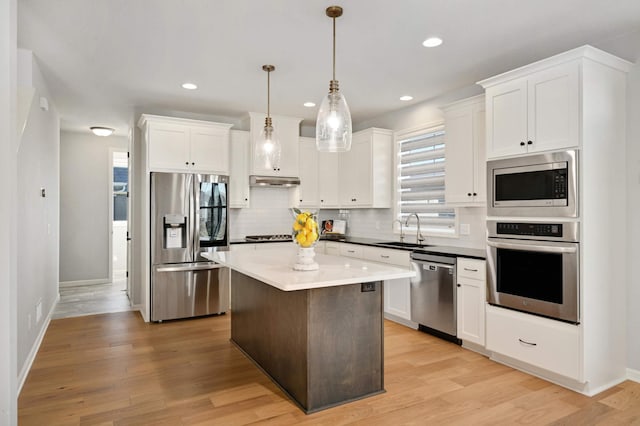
left=383, top=312, right=418, bottom=329
left=132, top=304, right=148, bottom=322
left=18, top=293, right=59, bottom=395
left=59, top=278, right=110, bottom=288
left=627, top=368, right=640, bottom=383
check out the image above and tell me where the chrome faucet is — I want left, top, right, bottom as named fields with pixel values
left=405, top=213, right=425, bottom=245
left=392, top=219, right=405, bottom=242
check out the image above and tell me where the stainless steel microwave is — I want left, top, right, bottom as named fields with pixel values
left=487, top=150, right=578, bottom=217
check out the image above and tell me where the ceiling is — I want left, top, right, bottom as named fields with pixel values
left=17, top=0, right=640, bottom=136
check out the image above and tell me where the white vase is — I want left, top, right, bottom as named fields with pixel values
left=293, top=246, right=319, bottom=271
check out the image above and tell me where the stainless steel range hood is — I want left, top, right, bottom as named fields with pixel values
left=249, top=175, right=300, bottom=187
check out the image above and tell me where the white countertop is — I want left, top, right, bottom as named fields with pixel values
left=202, top=248, right=415, bottom=291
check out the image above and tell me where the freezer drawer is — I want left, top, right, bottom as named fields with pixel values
left=151, top=263, right=229, bottom=321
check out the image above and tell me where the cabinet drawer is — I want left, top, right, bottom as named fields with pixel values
left=457, top=258, right=485, bottom=280
left=339, top=243, right=363, bottom=259
left=362, top=246, right=410, bottom=267
left=486, top=305, right=581, bottom=380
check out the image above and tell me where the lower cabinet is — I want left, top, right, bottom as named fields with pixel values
left=362, top=246, right=412, bottom=322
left=456, top=258, right=486, bottom=346
left=486, top=304, right=582, bottom=380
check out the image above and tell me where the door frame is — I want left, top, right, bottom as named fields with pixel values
left=108, top=147, right=129, bottom=289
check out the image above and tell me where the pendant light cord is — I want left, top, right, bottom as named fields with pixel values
left=267, top=69, right=271, bottom=118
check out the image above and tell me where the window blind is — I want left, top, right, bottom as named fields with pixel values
left=397, top=126, right=455, bottom=234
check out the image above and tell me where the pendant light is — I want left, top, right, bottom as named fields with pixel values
left=316, top=5, right=352, bottom=152
left=257, top=64, right=281, bottom=171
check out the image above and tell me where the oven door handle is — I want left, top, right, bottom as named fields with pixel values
left=487, top=240, right=577, bottom=254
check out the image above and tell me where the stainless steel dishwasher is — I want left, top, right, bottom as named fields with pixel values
left=409, top=252, right=459, bottom=343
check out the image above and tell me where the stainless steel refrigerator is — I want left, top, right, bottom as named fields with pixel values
left=151, top=172, right=230, bottom=322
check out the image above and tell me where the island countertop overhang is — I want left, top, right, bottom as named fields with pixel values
left=202, top=248, right=416, bottom=291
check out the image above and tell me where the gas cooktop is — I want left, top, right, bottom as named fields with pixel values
left=245, top=234, right=292, bottom=242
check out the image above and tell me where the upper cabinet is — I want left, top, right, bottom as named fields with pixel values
left=248, top=112, right=302, bottom=177
left=480, top=60, right=580, bottom=159
left=443, top=95, right=486, bottom=206
left=339, top=128, right=393, bottom=208
left=318, top=151, right=340, bottom=208
left=230, top=130, right=250, bottom=208
left=138, top=114, right=232, bottom=174
left=297, top=137, right=319, bottom=208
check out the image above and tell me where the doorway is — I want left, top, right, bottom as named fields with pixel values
left=111, top=151, right=129, bottom=294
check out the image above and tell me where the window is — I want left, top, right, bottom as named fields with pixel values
left=395, top=124, right=456, bottom=236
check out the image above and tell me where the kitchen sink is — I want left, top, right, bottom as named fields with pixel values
left=376, top=241, right=431, bottom=249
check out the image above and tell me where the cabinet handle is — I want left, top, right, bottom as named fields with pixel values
left=320, top=199, right=324, bottom=203
left=518, top=338, right=537, bottom=347
left=457, top=284, right=461, bottom=287
left=473, top=192, right=477, bottom=196
left=520, top=141, right=525, bottom=146
left=467, top=193, right=472, bottom=196
left=185, top=161, right=189, bottom=165
left=463, top=268, right=478, bottom=272
left=191, top=162, right=195, bottom=165
left=527, top=140, right=533, bottom=145
left=348, top=250, right=355, bottom=253
left=380, top=255, right=390, bottom=259
left=299, top=199, right=303, bottom=202
left=244, top=198, right=248, bottom=201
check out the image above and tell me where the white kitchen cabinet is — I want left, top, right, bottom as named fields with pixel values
left=362, top=246, right=412, bottom=322
left=339, top=243, right=364, bottom=259
left=138, top=114, right=232, bottom=174
left=318, top=152, right=340, bottom=208
left=339, top=128, right=393, bottom=208
left=230, top=130, right=250, bottom=208
left=296, top=137, right=319, bottom=208
left=324, top=241, right=341, bottom=256
left=486, top=305, right=581, bottom=381
left=456, top=258, right=486, bottom=346
left=443, top=95, right=486, bottom=206
left=481, top=60, right=579, bottom=159
left=248, top=112, right=302, bottom=177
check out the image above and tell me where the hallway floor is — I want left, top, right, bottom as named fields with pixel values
left=52, top=271, right=133, bottom=319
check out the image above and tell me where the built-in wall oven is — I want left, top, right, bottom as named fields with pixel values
left=487, top=149, right=578, bottom=217
left=486, top=220, right=580, bottom=324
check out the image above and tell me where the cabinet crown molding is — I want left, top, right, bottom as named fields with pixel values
left=477, top=44, right=632, bottom=89
left=441, top=94, right=485, bottom=112
left=137, top=114, right=233, bottom=130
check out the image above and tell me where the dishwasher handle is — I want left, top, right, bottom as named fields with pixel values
left=419, top=261, right=455, bottom=272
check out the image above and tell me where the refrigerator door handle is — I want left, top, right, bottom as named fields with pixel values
left=193, top=173, right=200, bottom=260
left=155, top=263, right=223, bottom=273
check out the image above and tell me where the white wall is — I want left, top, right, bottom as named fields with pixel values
left=59, top=131, right=127, bottom=283
left=16, top=49, right=60, bottom=392
left=627, top=62, right=640, bottom=373
left=1, top=0, right=18, bottom=423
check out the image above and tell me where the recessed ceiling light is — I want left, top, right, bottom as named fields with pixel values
left=303, top=102, right=316, bottom=108
left=182, top=82, right=198, bottom=90
left=422, top=37, right=443, bottom=48
left=90, top=126, right=114, bottom=137
left=399, top=95, right=413, bottom=101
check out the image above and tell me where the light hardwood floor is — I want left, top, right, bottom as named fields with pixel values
left=19, top=311, right=640, bottom=425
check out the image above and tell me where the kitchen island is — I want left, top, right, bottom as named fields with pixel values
left=203, top=248, right=415, bottom=413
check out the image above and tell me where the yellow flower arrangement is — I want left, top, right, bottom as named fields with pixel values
left=292, top=210, right=319, bottom=248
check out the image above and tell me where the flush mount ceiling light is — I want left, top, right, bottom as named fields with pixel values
left=90, top=126, right=114, bottom=137
left=257, top=65, right=281, bottom=170
left=400, top=95, right=413, bottom=101
left=422, top=37, right=443, bottom=48
left=303, top=102, right=316, bottom=108
left=316, top=5, right=352, bottom=152
left=182, top=82, right=198, bottom=90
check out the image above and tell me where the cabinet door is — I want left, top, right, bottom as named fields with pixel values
left=485, top=78, right=528, bottom=159
left=527, top=61, right=580, bottom=153
left=190, top=125, right=230, bottom=174
left=339, top=136, right=372, bottom=206
left=339, top=243, right=363, bottom=259
left=318, top=152, right=340, bottom=208
left=297, top=137, right=319, bottom=208
left=230, top=130, right=250, bottom=208
left=445, top=106, right=476, bottom=204
left=384, top=278, right=412, bottom=321
left=456, top=258, right=486, bottom=346
left=249, top=113, right=301, bottom=177
left=324, top=241, right=340, bottom=256
left=472, top=106, right=486, bottom=202
left=148, top=123, right=190, bottom=171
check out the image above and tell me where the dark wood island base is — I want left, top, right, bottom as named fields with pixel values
left=230, top=270, right=384, bottom=413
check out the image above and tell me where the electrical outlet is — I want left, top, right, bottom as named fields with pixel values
left=36, top=300, right=42, bottom=323
left=460, top=224, right=471, bottom=235
left=361, top=282, right=376, bottom=292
